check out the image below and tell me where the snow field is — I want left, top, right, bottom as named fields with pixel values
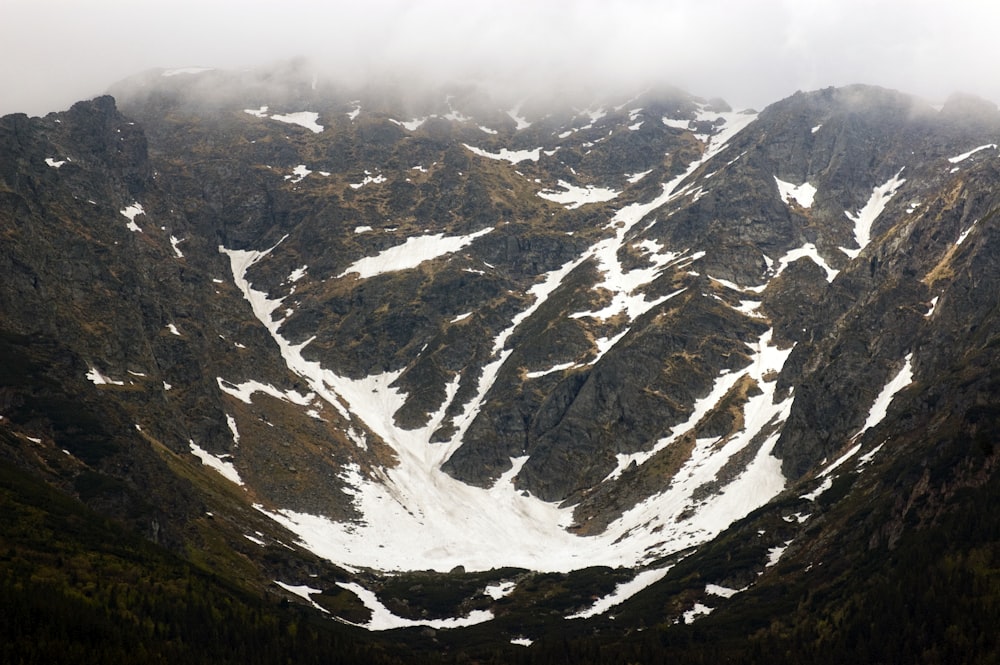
left=774, top=176, right=817, bottom=208
left=337, top=227, right=493, bottom=279
left=219, top=107, right=789, bottom=575
left=841, top=169, right=906, bottom=258
left=189, top=440, right=243, bottom=485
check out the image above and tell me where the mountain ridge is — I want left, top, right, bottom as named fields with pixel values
left=1, top=68, right=999, bottom=661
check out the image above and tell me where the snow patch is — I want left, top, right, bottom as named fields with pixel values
left=841, top=170, right=906, bottom=258
left=217, top=377, right=314, bottom=407
left=286, top=164, right=312, bottom=184
left=45, top=157, right=67, bottom=168
left=243, top=106, right=323, bottom=133
left=338, top=228, right=493, bottom=279
left=274, top=581, right=328, bottom=613
left=226, top=414, right=240, bottom=445
left=566, top=567, right=671, bottom=619
left=86, top=368, right=124, bottom=386
left=120, top=202, right=145, bottom=232
left=189, top=440, right=243, bottom=485
left=349, top=171, right=386, bottom=189
left=766, top=541, right=792, bottom=567
left=705, top=583, right=741, bottom=598
left=336, top=582, right=493, bottom=631
left=771, top=243, right=839, bottom=282
left=271, top=111, right=323, bottom=133
left=774, top=176, right=817, bottom=208
left=856, top=354, right=913, bottom=436
left=463, top=144, right=541, bottom=164
left=947, top=143, right=996, bottom=163
left=507, top=104, right=532, bottom=130
left=390, top=117, right=428, bottom=131
left=538, top=179, right=620, bottom=209
left=484, top=581, right=516, bottom=600
left=956, top=219, right=978, bottom=246
left=683, top=603, right=715, bottom=624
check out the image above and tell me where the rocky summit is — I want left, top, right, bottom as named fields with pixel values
left=2, top=66, right=999, bottom=663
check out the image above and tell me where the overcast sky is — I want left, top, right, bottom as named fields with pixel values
left=3, top=0, right=1000, bottom=116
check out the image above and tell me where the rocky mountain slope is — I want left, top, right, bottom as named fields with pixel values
left=2, top=66, right=998, bottom=661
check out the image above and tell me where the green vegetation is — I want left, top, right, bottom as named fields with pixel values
left=0, top=459, right=409, bottom=665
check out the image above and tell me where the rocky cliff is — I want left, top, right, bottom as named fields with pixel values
left=2, top=67, right=999, bottom=661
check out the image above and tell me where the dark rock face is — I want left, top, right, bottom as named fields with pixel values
left=3, top=72, right=1000, bottom=587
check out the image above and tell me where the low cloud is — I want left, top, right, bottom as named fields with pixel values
left=3, top=0, right=1000, bottom=116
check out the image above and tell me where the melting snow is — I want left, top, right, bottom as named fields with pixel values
left=857, top=354, right=913, bottom=436
left=484, top=581, right=516, bottom=600
left=189, top=440, right=243, bottom=485
left=226, top=414, right=240, bottom=445
left=166, top=323, right=181, bottom=336
left=925, top=296, right=939, bottom=317
left=286, top=164, right=312, bottom=183
left=86, top=368, right=124, bottom=386
left=662, top=116, right=691, bottom=130
left=243, top=106, right=323, bottom=133
left=274, top=581, right=328, bottom=613
left=705, top=583, right=740, bottom=598
left=766, top=541, right=791, bottom=567
left=566, top=567, right=671, bottom=619
left=271, top=111, right=323, bottom=133
left=336, top=582, right=493, bottom=631
left=120, top=202, right=145, bottom=232
left=169, top=235, right=185, bottom=258
left=45, top=157, right=67, bottom=168
left=956, top=220, right=978, bottom=246
left=390, top=117, right=428, bottom=131
left=349, top=171, right=386, bottom=189
left=947, top=144, right=996, bottom=163
left=841, top=169, right=906, bottom=258
left=626, top=169, right=652, bottom=183
left=337, top=228, right=493, bottom=279
left=683, top=603, right=714, bottom=623
left=818, top=443, right=861, bottom=477
left=857, top=442, right=885, bottom=466
left=800, top=476, right=833, bottom=502
left=463, top=144, right=541, bottom=164
left=538, top=180, right=620, bottom=209
left=507, top=104, right=531, bottom=130
left=220, top=114, right=796, bottom=573
left=217, top=377, right=313, bottom=406
left=771, top=243, right=839, bottom=282
left=774, top=177, right=817, bottom=208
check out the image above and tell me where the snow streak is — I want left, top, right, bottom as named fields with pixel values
left=221, top=107, right=793, bottom=574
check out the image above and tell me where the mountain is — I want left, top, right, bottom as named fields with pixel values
left=1, top=65, right=999, bottom=663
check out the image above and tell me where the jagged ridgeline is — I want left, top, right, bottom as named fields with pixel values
left=1, top=65, right=999, bottom=662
